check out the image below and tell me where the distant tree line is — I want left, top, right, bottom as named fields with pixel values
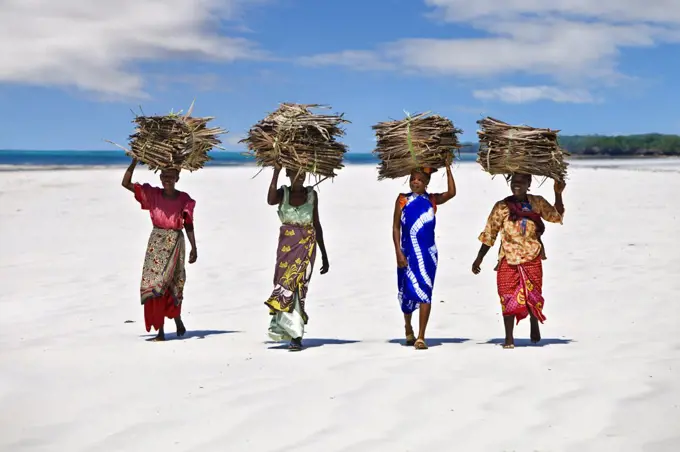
left=557, top=134, right=680, bottom=156
left=460, top=134, right=680, bottom=156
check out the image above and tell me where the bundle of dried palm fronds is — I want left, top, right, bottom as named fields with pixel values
left=240, top=103, right=349, bottom=178
left=108, top=103, right=226, bottom=172
left=371, top=112, right=462, bottom=180
left=476, top=117, right=568, bottom=181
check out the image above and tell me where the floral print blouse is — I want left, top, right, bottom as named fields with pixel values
left=478, top=194, right=563, bottom=265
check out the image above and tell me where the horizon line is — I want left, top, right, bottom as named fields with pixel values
left=0, top=148, right=479, bottom=154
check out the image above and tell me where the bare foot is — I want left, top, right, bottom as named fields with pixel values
left=175, top=317, right=186, bottom=337
left=530, top=318, right=541, bottom=344
left=503, top=315, right=515, bottom=349
left=149, top=330, right=165, bottom=342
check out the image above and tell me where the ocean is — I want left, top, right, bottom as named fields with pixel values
left=0, top=150, right=477, bottom=168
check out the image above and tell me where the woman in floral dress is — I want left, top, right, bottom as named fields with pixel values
left=265, top=165, right=329, bottom=351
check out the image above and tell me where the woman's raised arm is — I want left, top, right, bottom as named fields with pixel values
left=121, top=159, right=137, bottom=192
left=267, top=166, right=283, bottom=205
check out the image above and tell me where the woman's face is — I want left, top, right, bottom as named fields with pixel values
left=286, top=169, right=306, bottom=187
left=409, top=171, right=429, bottom=194
left=510, top=173, right=531, bottom=198
left=160, top=169, right=179, bottom=190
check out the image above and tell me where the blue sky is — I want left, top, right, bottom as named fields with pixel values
left=1, top=0, right=679, bottom=151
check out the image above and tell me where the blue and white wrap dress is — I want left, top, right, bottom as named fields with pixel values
left=397, top=192, right=438, bottom=314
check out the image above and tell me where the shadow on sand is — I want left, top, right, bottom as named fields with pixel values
left=142, top=330, right=240, bottom=341
left=482, top=338, right=574, bottom=347
left=388, top=338, right=470, bottom=347
left=266, top=338, right=360, bottom=350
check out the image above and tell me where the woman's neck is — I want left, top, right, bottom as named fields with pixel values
left=163, top=188, right=178, bottom=198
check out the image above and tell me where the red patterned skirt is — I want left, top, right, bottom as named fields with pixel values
left=140, top=227, right=185, bottom=332
left=496, top=256, right=546, bottom=324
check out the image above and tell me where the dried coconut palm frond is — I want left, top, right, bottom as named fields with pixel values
left=107, top=103, right=227, bottom=172
left=240, top=103, right=350, bottom=179
left=476, top=116, right=568, bottom=181
left=371, top=112, right=462, bottom=180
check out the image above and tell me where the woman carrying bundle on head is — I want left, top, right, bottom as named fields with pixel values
left=265, top=164, right=330, bottom=351
left=122, top=158, right=198, bottom=341
left=471, top=173, right=565, bottom=348
left=392, top=160, right=456, bottom=350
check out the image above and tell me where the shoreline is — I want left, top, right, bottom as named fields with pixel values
left=0, top=161, right=383, bottom=172
left=2, top=155, right=679, bottom=173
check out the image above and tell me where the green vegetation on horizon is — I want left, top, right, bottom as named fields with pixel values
left=460, top=133, right=680, bottom=156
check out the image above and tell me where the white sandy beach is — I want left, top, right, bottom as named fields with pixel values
left=0, top=162, right=679, bottom=452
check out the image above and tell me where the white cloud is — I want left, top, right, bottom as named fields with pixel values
left=424, top=0, right=680, bottom=24
left=0, top=0, right=265, bottom=97
left=300, top=0, right=680, bottom=98
left=473, top=86, right=597, bottom=104
left=299, top=50, right=397, bottom=71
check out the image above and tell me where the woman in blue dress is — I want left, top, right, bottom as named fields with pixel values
left=392, top=163, right=456, bottom=349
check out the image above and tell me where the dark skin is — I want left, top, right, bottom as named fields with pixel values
left=392, top=164, right=456, bottom=348
left=122, top=158, right=197, bottom=341
left=471, top=174, right=565, bottom=348
left=267, top=165, right=330, bottom=348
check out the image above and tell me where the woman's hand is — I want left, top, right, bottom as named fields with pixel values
left=396, top=250, right=407, bottom=268
left=189, top=248, right=197, bottom=264
left=471, top=257, right=483, bottom=274
left=554, top=179, right=566, bottom=194
left=320, top=255, right=329, bottom=274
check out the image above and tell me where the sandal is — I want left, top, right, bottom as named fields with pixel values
left=414, top=338, right=428, bottom=350
left=289, top=338, right=303, bottom=351
left=405, top=333, right=416, bottom=346
left=502, top=343, right=515, bottom=349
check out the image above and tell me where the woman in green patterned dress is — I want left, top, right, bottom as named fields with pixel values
left=265, top=164, right=330, bottom=350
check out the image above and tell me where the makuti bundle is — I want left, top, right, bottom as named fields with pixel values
left=476, top=116, right=569, bottom=181
left=372, top=112, right=462, bottom=180
left=240, top=103, right=350, bottom=178
left=108, top=103, right=227, bottom=172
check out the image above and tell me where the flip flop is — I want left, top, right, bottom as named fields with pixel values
left=289, top=338, right=303, bottom=351
left=414, top=338, right=428, bottom=350
left=502, top=344, right=515, bottom=349
left=405, top=333, right=416, bottom=346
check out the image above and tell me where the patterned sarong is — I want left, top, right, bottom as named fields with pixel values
left=497, top=256, right=545, bottom=324
left=140, top=227, right=185, bottom=332
left=265, top=224, right=316, bottom=340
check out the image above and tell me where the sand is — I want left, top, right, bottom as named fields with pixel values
left=0, top=161, right=678, bottom=451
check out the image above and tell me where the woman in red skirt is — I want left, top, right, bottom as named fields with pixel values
left=122, top=158, right=198, bottom=341
left=472, top=173, right=565, bottom=348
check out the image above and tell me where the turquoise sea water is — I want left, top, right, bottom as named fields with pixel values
left=0, top=150, right=476, bottom=167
